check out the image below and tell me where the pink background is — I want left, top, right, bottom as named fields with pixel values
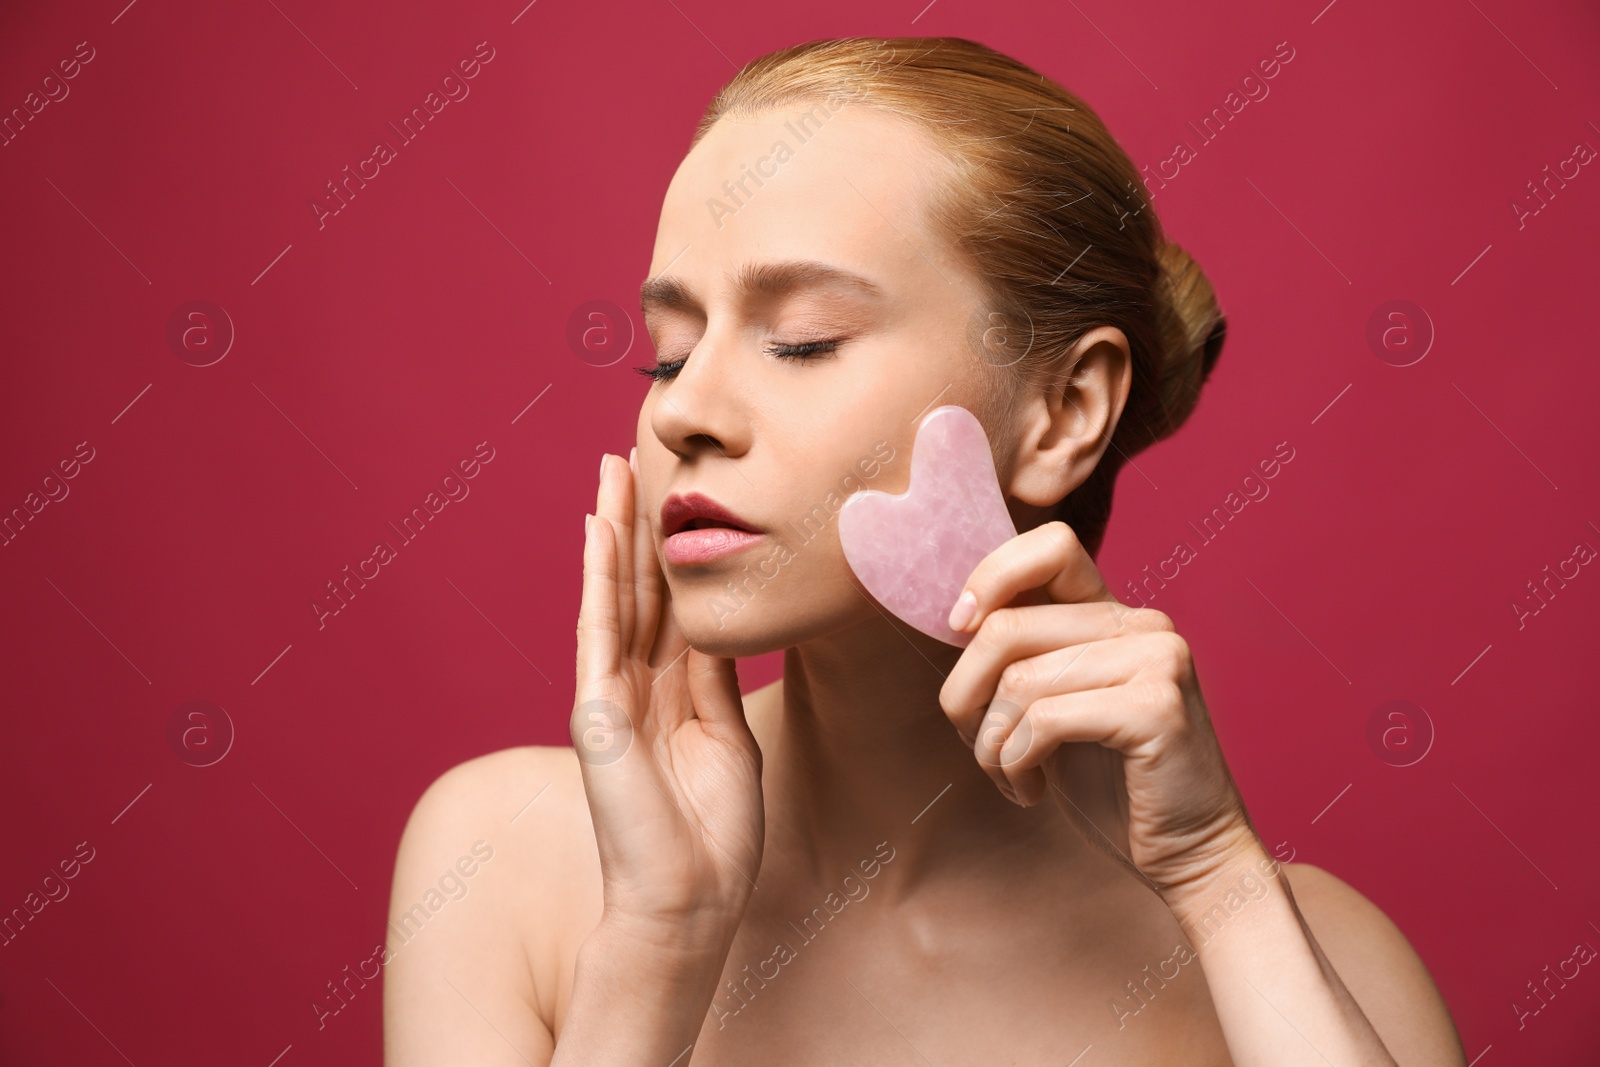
left=2, top=0, right=1597, bottom=1062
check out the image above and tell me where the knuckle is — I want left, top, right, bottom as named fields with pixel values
left=1149, top=678, right=1186, bottom=723
left=1136, top=679, right=1181, bottom=720
left=980, top=697, right=1020, bottom=737
left=1046, top=520, right=1081, bottom=556
left=1130, top=607, right=1174, bottom=633
left=1150, top=629, right=1192, bottom=673
left=975, top=605, right=1022, bottom=651
left=997, top=658, right=1035, bottom=697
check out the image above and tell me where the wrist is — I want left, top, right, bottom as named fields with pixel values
left=1160, top=833, right=1283, bottom=932
left=560, top=912, right=739, bottom=1062
left=587, top=906, right=744, bottom=969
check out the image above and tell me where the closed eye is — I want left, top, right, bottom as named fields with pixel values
left=635, top=338, right=842, bottom=383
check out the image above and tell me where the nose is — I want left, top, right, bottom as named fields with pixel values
left=647, top=325, right=752, bottom=462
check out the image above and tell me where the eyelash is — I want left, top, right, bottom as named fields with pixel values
left=634, top=339, right=841, bottom=383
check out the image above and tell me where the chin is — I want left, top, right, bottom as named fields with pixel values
left=664, top=568, right=843, bottom=658
left=670, top=598, right=800, bottom=659
left=674, top=626, right=782, bottom=660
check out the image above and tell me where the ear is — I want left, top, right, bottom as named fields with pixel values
left=1005, top=326, right=1132, bottom=508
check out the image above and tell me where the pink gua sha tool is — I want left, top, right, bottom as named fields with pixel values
left=839, top=405, right=1025, bottom=648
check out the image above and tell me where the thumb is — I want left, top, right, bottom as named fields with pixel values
left=685, top=648, right=751, bottom=740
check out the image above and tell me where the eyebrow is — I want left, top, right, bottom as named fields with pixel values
left=639, top=259, right=886, bottom=316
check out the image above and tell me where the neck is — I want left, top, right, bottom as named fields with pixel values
left=745, top=613, right=1113, bottom=907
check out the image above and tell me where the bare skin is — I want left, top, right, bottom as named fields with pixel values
left=383, top=102, right=1467, bottom=1065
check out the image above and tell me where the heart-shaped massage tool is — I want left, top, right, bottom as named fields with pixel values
left=838, top=405, right=1020, bottom=648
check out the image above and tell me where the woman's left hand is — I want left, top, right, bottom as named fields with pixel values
left=938, top=520, right=1263, bottom=905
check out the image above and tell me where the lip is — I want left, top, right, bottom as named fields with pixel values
left=661, top=491, right=765, bottom=566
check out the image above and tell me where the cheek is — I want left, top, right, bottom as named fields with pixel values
left=635, top=401, right=654, bottom=460
left=635, top=407, right=662, bottom=518
left=770, top=451, right=897, bottom=582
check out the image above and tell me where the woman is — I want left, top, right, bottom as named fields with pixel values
left=384, top=36, right=1466, bottom=1065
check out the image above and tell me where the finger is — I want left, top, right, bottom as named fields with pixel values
left=648, top=566, right=690, bottom=676
left=984, top=682, right=1176, bottom=801
left=630, top=446, right=663, bottom=657
left=941, top=604, right=1171, bottom=731
left=948, top=636, right=1131, bottom=745
left=596, top=454, right=636, bottom=657
left=685, top=648, right=755, bottom=746
left=575, top=512, right=622, bottom=700
left=947, top=521, right=1117, bottom=635
left=970, top=698, right=1030, bottom=800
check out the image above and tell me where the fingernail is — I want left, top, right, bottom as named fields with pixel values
left=948, top=589, right=977, bottom=631
left=628, top=446, right=637, bottom=473
left=584, top=512, right=594, bottom=535
left=599, top=453, right=609, bottom=480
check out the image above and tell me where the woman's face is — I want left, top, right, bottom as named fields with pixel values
left=636, top=101, right=1015, bottom=657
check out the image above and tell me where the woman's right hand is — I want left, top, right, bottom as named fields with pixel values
left=571, top=449, right=765, bottom=947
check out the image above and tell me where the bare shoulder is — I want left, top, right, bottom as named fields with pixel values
left=396, top=744, right=592, bottom=859
left=1281, top=861, right=1467, bottom=1065
left=384, top=745, right=599, bottom=1067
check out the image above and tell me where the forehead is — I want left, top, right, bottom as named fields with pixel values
left=645, top=103, right=956, bottom=297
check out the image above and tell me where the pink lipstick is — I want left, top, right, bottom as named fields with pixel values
left=661, top=491, right=765, bottom=566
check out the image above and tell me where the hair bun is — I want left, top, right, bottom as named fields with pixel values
left=1151, top=240, right=1226, bottom=440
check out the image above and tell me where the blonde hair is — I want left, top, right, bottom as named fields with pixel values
left=692, top=36, right=1226, bottom=557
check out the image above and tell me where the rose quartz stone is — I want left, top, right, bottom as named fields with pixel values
left=839, top=405, right=1017, bottom=647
